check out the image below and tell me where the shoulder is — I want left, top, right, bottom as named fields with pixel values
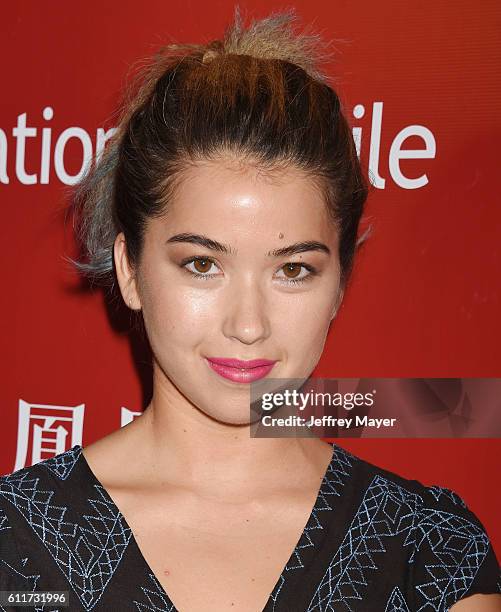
left=337, top=445, right=501, bottom=608
left=0, top=446, right=81, bottom=590
left=339, top=444, right=491, bottom=521
left=0, top=445, right=84, bottom=519
left=1, top=445, right=83, bottom=486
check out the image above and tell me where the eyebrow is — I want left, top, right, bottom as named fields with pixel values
left=165, top=233, right=331, bottom=257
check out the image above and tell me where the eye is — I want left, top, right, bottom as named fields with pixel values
left=180, top=257, right=317, bottom=285
left=275, top=262, right=317, bottom=285
left=181, top=256, right=221, bottom=279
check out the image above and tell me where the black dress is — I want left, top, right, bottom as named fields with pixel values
left=0, top=443, right=499, bottom=612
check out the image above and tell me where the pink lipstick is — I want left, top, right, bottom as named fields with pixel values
left=205, top=356, right=277, bottom=383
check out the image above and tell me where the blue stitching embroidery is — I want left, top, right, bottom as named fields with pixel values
left=133, top=572, right=177, bottom=612
left=0, top=449, right=132, bottom=611
left=268, top=445, right=356, bottom=611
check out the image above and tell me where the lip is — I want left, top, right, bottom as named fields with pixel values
left=205, top=356, right=277, bottom=383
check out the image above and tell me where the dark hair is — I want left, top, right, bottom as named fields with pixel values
left=67, top=7, right=369, bottom=301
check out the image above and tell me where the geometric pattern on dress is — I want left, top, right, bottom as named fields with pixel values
left=287, top=445, right=357, bottom=572
left=268, top=444, right=357, bottom=612
left=0, top=451, right=132, bottom=611
left=39, top=445, right=82, bottom=481
left=384, top=585, right=411, bottom=612
left=426, top=486, right=467, bottom=509
left=305, top=473, right=495, bottom=612
left=413, top=506, right=491, bottom=611
left=133, top=572, right=176, bottom=612
left=305, top=475, right=422, bottom=611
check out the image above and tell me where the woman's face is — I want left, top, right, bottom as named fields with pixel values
left=115, top=157, right=343, bottom=425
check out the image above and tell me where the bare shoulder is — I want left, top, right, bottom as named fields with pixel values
left=449, top=593, right=501, bottom=610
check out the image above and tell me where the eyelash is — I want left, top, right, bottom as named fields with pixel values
left=180, top=256, right=318, bottom=286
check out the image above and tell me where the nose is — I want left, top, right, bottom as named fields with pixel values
left=222, top=275, right=271, bottom=345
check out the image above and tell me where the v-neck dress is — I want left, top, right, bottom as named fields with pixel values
left=0, top=443, right=499, bottom=612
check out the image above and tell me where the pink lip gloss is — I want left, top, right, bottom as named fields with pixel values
left=205, top=357, right=277, bottom=383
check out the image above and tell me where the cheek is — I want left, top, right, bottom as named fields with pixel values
left=274, top=290, right=335, bottom=355
left=141, top=281, right=218, bottom=350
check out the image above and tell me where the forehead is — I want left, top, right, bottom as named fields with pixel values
left=158, top=157, right=333, bottom=239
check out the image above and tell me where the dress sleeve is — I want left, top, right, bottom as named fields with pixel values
left=410, top=485, right=501, bottom=610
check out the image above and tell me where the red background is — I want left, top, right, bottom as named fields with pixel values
left=1, top=1, right=500, bottom=555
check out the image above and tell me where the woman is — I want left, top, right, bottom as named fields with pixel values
left=1, top=8, right=500, bottom=612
